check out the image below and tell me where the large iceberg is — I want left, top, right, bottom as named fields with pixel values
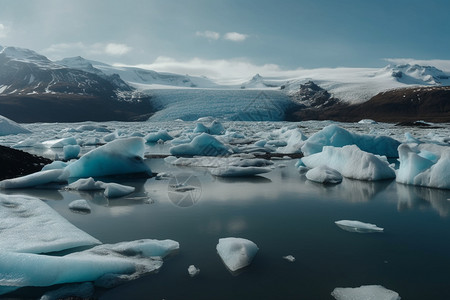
left=396, top=144, right=450, bottom=189
left=169, top=133, right=231, bottom=156
left=301, top=125, right=401, bottom=157
left=331, top=285, right=400, bottom=300
left=301, top=145, right=396, bottom=181
left=0, top=114, right=31, bottom=136
left=0, top=194, right=100, bottom=253
left=216, top=237, right=259, bottom=272
left=65, top=137, right=152, bottom=178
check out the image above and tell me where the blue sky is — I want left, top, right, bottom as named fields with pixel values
left=1, top=0, right=449, bottom=79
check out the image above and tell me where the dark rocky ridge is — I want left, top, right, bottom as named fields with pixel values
left=0, top=145, right=52, bottom=180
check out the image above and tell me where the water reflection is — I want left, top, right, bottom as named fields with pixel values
left=0, top=188, right=64, bottom=201
left=396, top=183, right=450, bottom=217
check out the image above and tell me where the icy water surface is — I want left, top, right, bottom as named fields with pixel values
left=3, top=159, right=450, bottom=299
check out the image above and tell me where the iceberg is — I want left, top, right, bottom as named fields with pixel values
left=42, top=137, right=78, bottom=148
left=301, top=145, right=396, bottom=181
left=216, top=237, right=259, bottom=272
left=331, top=285, right=400, bottom=300
left=169, top=133, right=230, bottom=156
left=63, top=144, right=81, bottom=160
left=103, top=183, right=135, bottom=198
left=276, top=128, right=308, bottom=154
left=0, top=169, right=68, bottom=189
left=65, top=137, right=152, bottom=178
left=68, top=199, right=91, bottom=213
left=210, top=166, right=272, bottom=177
left=0, top=114, right=31, bottom=136
left=67, top=177, right=105, bottom=190
left=335, top=220, right=384, bottom=233
left=396, top=144, right=450, bottom=189
left=193, top=120, right=225, bottom=135
left=301, top=125, right=400, bottom=157
left=145, top=130, right=173, bottom=143
left=306, top=165, right=343, bottom=184
left=0, top=194, right=100, bottom=253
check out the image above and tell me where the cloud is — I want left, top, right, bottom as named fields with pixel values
left=196, top=30, right=220, bottom=40
left=384, top=58, right=450, bottom=72
left=0, top=23, right=8, bottom=38
left=223, top=32, right=248, bottom=42
left=116, top=56, right=295, bottom=84
left=43, top=42, right=132, bottom=59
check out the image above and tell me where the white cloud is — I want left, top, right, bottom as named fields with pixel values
left=196, top=30, right=220, bottom=40
left=0, top=23, right=8, bottom=38
left=384, top=58, right=450, bottom=72
left=223, top=32, right=248, bottom=42
left=43, top=42, right=132, bottom=59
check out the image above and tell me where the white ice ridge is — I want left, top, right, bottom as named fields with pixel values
left=0, top=169, right=68, bottom=189
left=331, top=285, right=400, bottom=300
left=301, top=124, right=401, bottom=158
left=65, top=137, right=152, bottom=178
left=169, top=133, right=231, bottom=156
left=216, top=237, right=259, bottom=272
left=301, top=145, right=396, bottom=181
left=335, top=220, right=384, bottom=233
left=0, top=194, right=100, bottom=253
left=0, top=114, right=31, bottom=136
left=396, top=144, right=450, bottom=189
left=305, top=165, right=343, bottom=184
left=0, top=239, right=179, bottom=290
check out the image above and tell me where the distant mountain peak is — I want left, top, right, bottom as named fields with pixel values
left=0, top=46, right=51, bottom=63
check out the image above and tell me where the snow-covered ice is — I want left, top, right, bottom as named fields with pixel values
left=66, top=137, right=152, bottom=178
left=306, top=165, right=343, bottom=184
left=301, top=145, right=396, bottom=181
left=216, top=237, right=259, bottom=272
left=301, top=125, right=400, bottom=157
left=103, top=183, right=135, bottom=198
left=0, top=115, right=31, bottom=136
left=331, top=285, right=400, bottom=300
left=335, top=220, right=384, bottom=233
left=169, top=133, right=230, bottom=156
left=0, top=194, right=100, bottom=253
left=68, top=199, right=91, bottom=213
left=188, top=265, right=200, bottom=277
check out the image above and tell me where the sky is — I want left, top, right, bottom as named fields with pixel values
left=1, top=0, right=450, bottom=80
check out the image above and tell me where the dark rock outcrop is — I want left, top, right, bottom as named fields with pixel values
left=0, top=145, right=52, bottom=180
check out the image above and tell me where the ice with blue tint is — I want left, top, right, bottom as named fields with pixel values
left=0, top=115, right=31, bottom=136
left=169, top=133, right=231, bottom=156
left=64, top=144, right=81, bottom=160
left=0, top=239, right=179, bottom=291
left=331, top=285, right=400, bottom=300
left=103, top=183, right=135, bottom=198
left=66, top=137, right=151, bottom=178
left=397, top=143, right=450, bottom=189
left=301, top=125, right=401, bottom=157
left=0, top=169, right=68, bottom=189
left=42, top=161, right=68, bottom=171
left=301, top=145, right=396, bottom=181
left=305, top=165, right=343, bottom=184
left=216, top=237, right=259, bottom=272
left=145, top=130, right=173, bottom=143
left=193, top=120, right=225, bottom=135
left=0, top=194, right=100, bottom=253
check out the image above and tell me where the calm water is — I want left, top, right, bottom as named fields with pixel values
left=4, top=158, right=450, bottom=299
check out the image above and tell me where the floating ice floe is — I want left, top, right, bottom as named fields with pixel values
left=0, top=114, right=31, bottom=136
left=188, top=265, right=200, bottom=277
left=0, top=169, right=68, bottom=189
left=335, top=220, right=384, bottom=233
left=40, top=282, right=94, bottom=300
left=68, top=199, right=91, bottom=214
left=210, top=166, right=272, bottom=177
left=300, top=145, right=396, bottom=181
left=301, top=124, right=400, bottom=158
left=276, top=128, right=308, bottom=154
left=194, top=120, right=225, bottom=135
left=306, top=165, right=343, bottom=184
left=64, top=144, right=81, bottom=160
left=145, top=130, right=173, bottom=143
left=396, top=143, right=450, bottom=189
left=0, top=194, right=100, bottom=253
left=66, top=137, right=152, bottom=178
left=216, top=237, right=259, bottom=273
left=169, top=133, right=231, bottom=156
left=331, top=285, right=400, bottom=300
left=0, top=239, right=179, bottom=291
left=103, top=183, right=135, bottom=198
left=283, top=255, right=296, bottom=262
left=42, top=137, right=78, bottom=148
left=67, top=177, right=105, bottom=190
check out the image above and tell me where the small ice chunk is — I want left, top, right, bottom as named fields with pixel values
left=331, top=285, right=400, bottom=300
left=335, top=220, right=384, bottom=233
left=67, top=177, right=105, bottom=191
left=188, top=265, right=200, bottom=277
left=68, top=199, right=91, bottom=214
left=63, top=144, right=81, bottom=160
left=216, top=237, right=259, bottom=272
left=169, top=133, right=230, bottom=156
left=103, top=183, right=135, bottom=198
left=40, top=282, right=94, bottom=300
left=283, top=255, right=296, bottom=262
left=210, top=166, right=271, bottom=177
left=145, top=130, right=173, bottom=143
left=306, top=165, right=343, bottom=184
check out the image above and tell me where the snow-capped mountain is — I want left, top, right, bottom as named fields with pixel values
left=57, top=56, right=220, bottom=89
left=240, top=74, right=279, bottom=89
